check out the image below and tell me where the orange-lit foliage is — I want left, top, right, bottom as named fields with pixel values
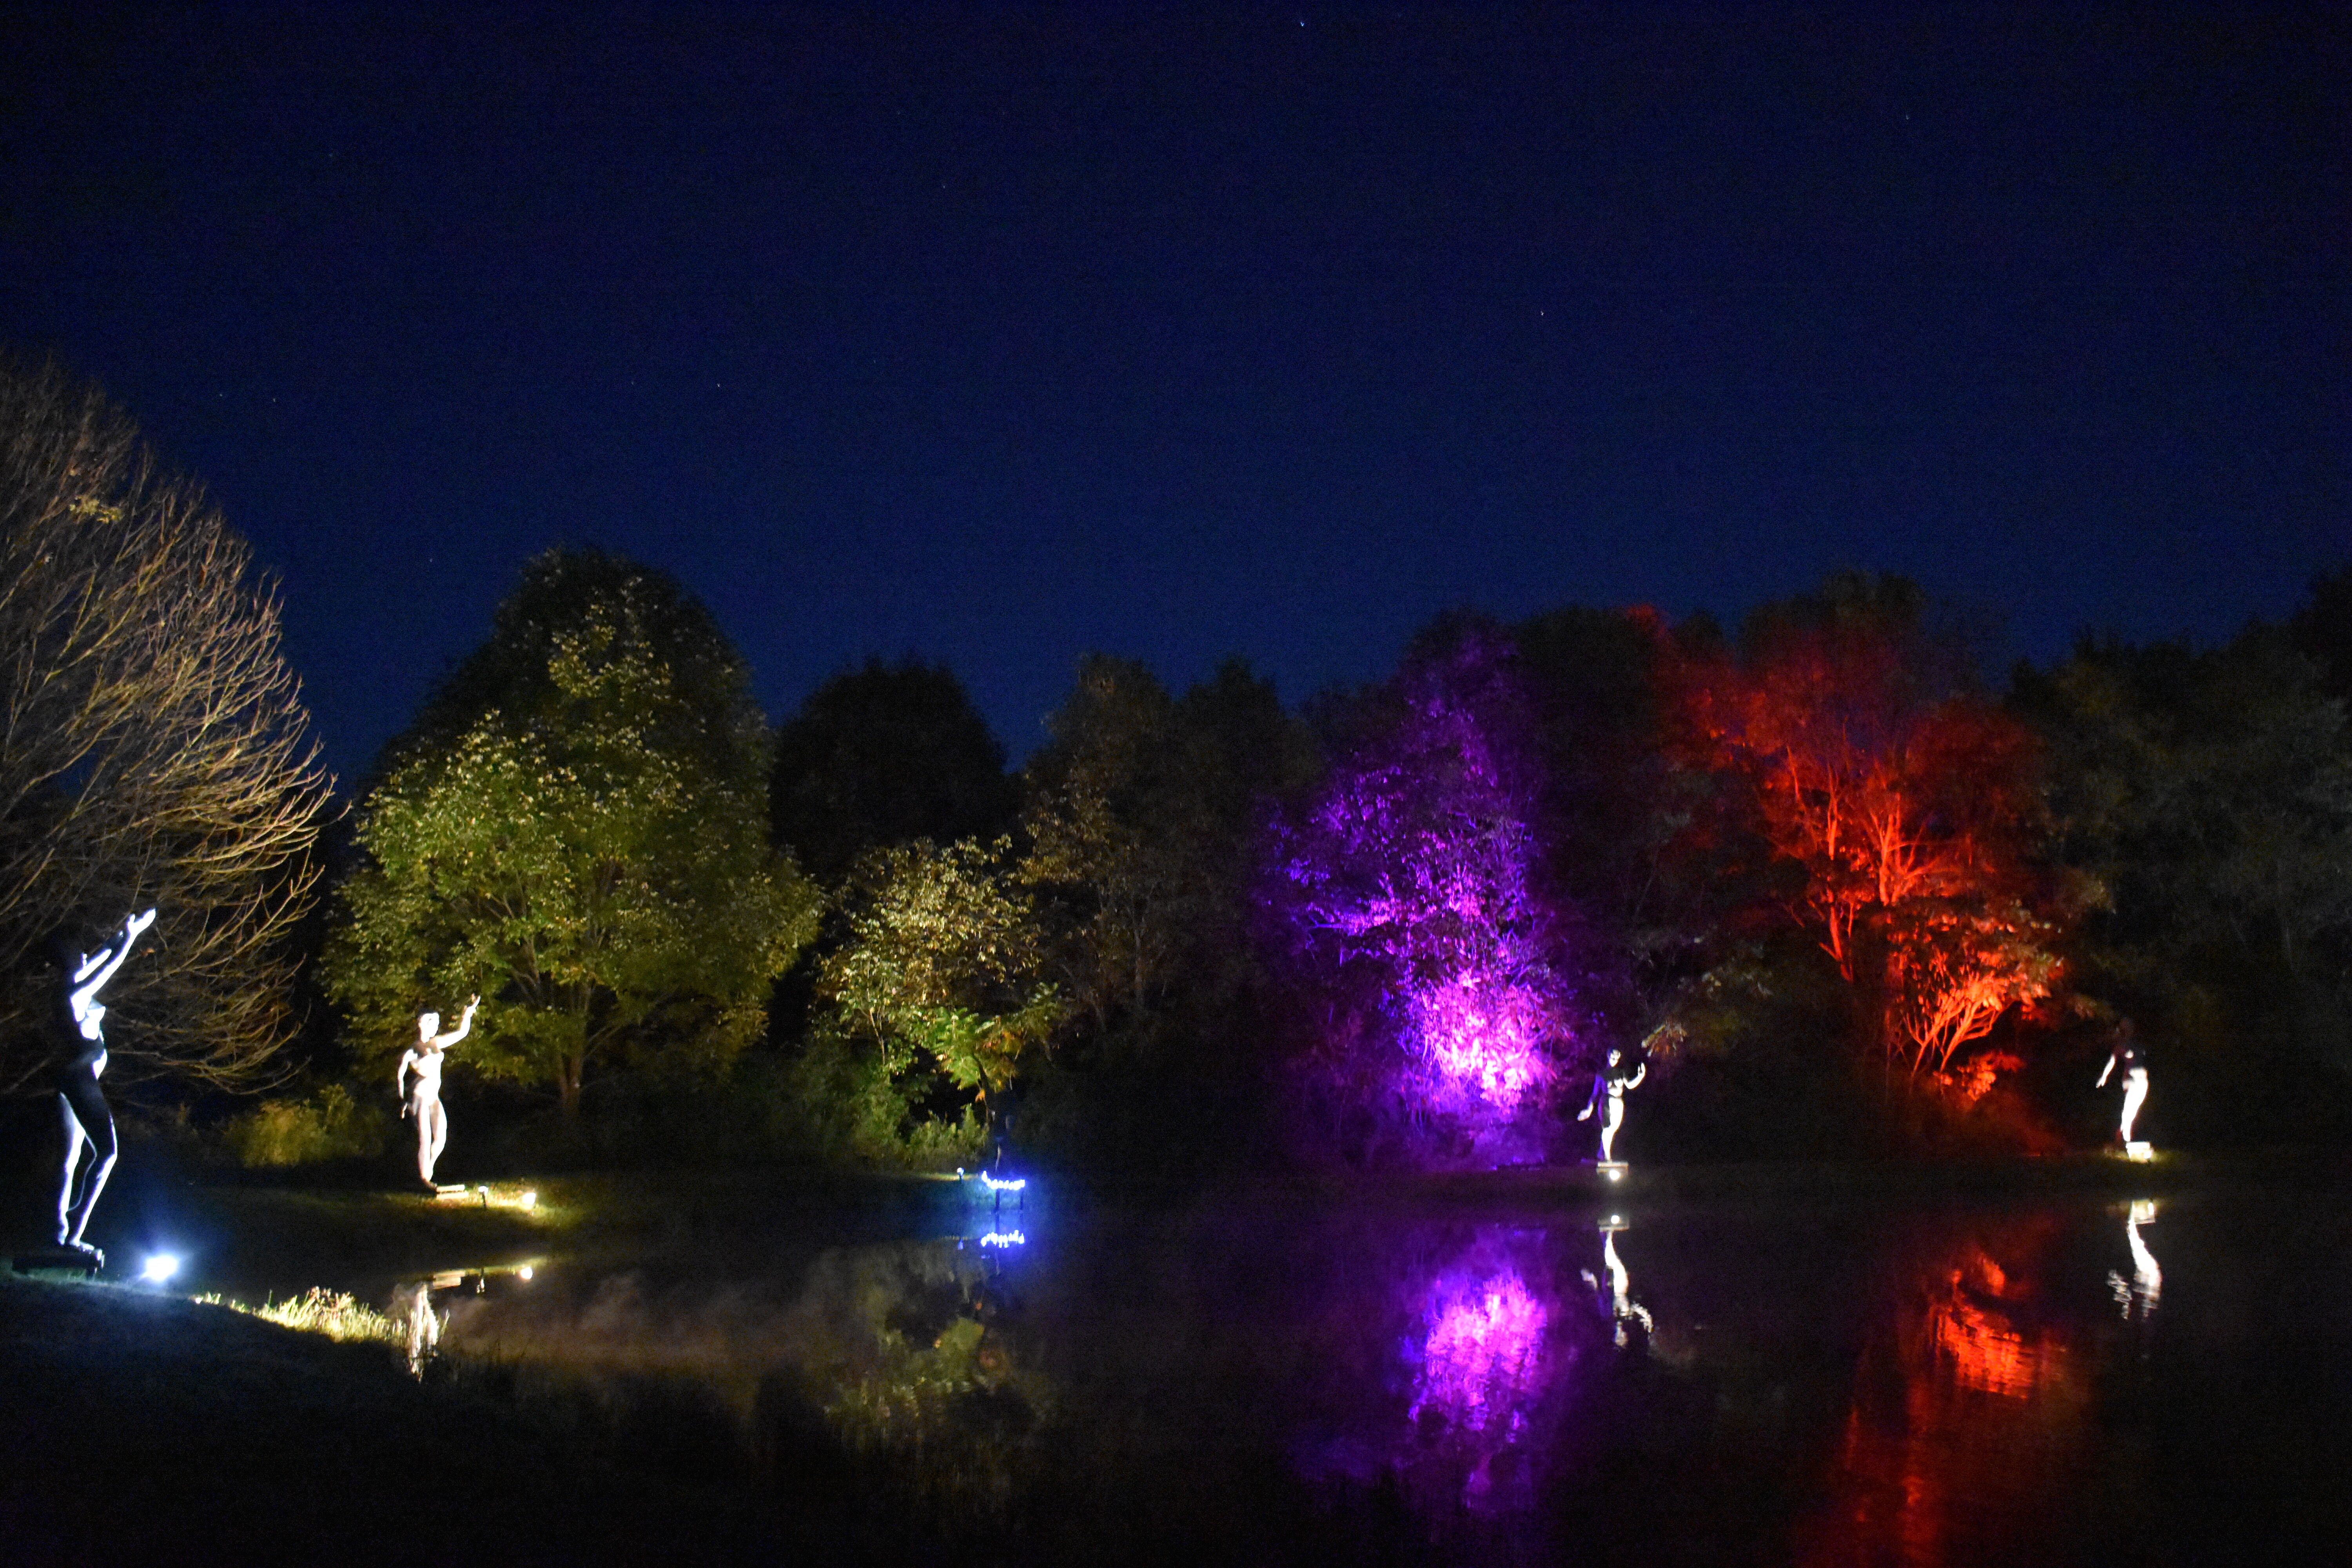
left=1688, top=581, right=2060, bottom=1078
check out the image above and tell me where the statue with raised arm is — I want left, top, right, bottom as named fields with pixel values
left=2095, top=1019, right=2149, bottom=1149
left=397, top=996, right=478, bottom=1191
left=1577, top=1046, right=1646, bottom=1164
left=51, top=908, right=157, bottom=1265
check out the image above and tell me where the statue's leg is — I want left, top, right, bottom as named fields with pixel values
left=56, top=1095, right=87, bottom=1244
left=2120, top=1071, right=2147, bottom=1143
left=420, top=1098, right=447, bottom=1182
left=1601, top=1096, right=1625, bottom=1161
left=415, top=1095, right=436, bottom=1181
left=58, top=1073, right=116, bottom=1248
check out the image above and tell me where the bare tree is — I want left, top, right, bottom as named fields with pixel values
left=0, top=356, right=332, bottom=1094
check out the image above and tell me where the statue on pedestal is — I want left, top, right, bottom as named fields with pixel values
left=51, top=908, right=157, bottom=1265
left=1577, top=1046, right=1646, bottom=1164
left=397, top=996, right=478, bottom=1191
left=2095, top=1019, right=2149, bottom=1149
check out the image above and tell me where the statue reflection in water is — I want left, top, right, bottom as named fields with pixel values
left=390, top=1270, right=473, bottom=1376
left=1584, top=1217, right=1654, bottom=1350
left=51, top=907, right=157, bottom=1265
left=2108, top=1199, right=2162, bottom=1323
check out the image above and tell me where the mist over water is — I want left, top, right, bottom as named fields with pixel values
left=388, top=1176, right=2352, bottom=1564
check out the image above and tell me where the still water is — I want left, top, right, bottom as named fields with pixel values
left=394, top=1171, right=2352, bottom=1565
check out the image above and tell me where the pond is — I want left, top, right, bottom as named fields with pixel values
left=379, top=1168, right=2352, bottom=1565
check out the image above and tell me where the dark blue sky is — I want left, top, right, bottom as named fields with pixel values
left=5, top=5, right=2344, bottom=784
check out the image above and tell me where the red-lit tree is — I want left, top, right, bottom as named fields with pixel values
left=1691, top=575, right=2060, bottom=1082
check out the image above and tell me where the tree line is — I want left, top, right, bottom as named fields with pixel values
left=9, top=357, right=2348, bottom=1172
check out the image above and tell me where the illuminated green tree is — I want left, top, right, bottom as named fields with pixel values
left=322, top=551, right=817, bottom=1115
left=815, top=836, right=1060, bottom=1159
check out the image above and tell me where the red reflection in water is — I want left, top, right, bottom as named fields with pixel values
left=1802, top=1224, right=2093, bottom=1567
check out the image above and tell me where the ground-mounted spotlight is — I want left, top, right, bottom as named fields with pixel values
left=519, top=1190, right=537, bottom=1209
left=517, top=1264, right=534, bottom=1281
left=140, top=1252, right=181, bottom=1285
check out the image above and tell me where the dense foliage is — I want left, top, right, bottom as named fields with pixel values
left=770, top=658, right=1019, bottom=884
left=1266, top=626, right=1584, bottom=1167
left=1691, top=575, right=2064, bottom=1086
left=322, top=550, right=818, bottom=1116
left=799, top=836, right=1059, bottom=1164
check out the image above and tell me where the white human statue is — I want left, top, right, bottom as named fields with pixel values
left=1577, top=1047, right=1647, bottom=1162
left=397, top=996, right=478, bottom=1189
left=51, top=908, right=157, bottom=1262
left=2095, top=1020, right=2148, bottom=1147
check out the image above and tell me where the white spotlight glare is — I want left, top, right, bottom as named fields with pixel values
left=140, top=1252, right=181, bottom=1285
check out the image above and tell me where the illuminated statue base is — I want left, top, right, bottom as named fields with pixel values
left=1598, top=1161, right=1628, bottom=1182
left=2125, top=1141, right=2153, bottom=1162
left=428, top=1182, right=473, bottom=1200
left=12, top=1244, right=103, bottom=1278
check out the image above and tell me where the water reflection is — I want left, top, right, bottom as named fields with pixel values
left=1585, top=1218, right=1653, bottom=1352
left=359, top=1181, right=2352, bottom=1563
left=2108, top=1198, right=2161, bottom=1323
left=1800, top=1212, right=2124, bottom=1566
left=1403, top=1236, right=1558, bottom=1517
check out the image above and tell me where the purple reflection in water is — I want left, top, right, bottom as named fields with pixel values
left=1390, top=1236, right=1595, bottom=1520
left=1411, top=1266, right=1549, bottom=1442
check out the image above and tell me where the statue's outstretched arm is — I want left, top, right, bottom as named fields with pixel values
left=433, top=995, right=481, bottom=1049
left=69, top=907, right=157, bottom=1010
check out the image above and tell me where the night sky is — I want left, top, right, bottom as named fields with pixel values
left=4, top=5, right=2344, bottom=785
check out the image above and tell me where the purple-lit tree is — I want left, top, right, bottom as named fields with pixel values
left=1267, top=623, right=1585, bottom=1166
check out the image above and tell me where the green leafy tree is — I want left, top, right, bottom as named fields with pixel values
left=0, top=356, right=330, bottom=1094
left=323, top=550, right=817, bottom=1115
left=813, top=836, right=1060, bottom=1162
left=1015, top=655, right=1312, bottom=1171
